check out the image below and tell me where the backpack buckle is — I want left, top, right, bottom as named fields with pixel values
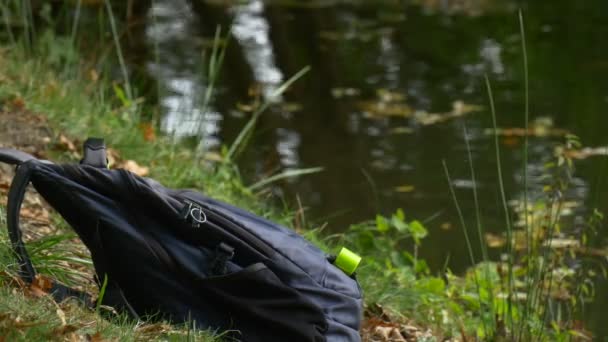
left=210, top=243, right=235, bottom=275
left=80, top=137, right=108, bottom=169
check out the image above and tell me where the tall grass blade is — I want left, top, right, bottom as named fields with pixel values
left=248, top=167, right=323, bottom=191
left=442, top=160, right=489, bottom=338
left=360, top=168, right=380, bottom=212
left=485, top=74, right=517, bottom=336
left=17, top=0, right=36, bottom=53
left=70, top=0, right=83, bottom=47
left=463, top=125, right=496, bottom=332
left=196, top=26, right=231, bottom=155
left=96, top=274, right=109, bottom=314
left=0, top=2, right=15, bottom=45
left=535, top=198, right=564, bottom=341
left=226, top=66, right=310, bottom=161
left=104, top=0, right=132, bottom=101
left=517, top=10, right=533, bottom=341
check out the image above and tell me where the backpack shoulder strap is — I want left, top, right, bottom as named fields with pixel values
left=3, top=155, right=93, bottom=306
left=7, top=160, right=37, bottom=282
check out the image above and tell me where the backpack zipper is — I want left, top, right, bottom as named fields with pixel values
left=179, top=195, right=274, bottom=257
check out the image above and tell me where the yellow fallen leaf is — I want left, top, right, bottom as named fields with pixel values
left=440, top=222, right=453, bottom=230
left=394, top=185, right=415, bottom=193
left=58, top=134, right=77, bottom=152
left=121, top=160, right=149, bottom=177
left=485, top=233, right=506, bottom=248
left=546, top=238, right=580, bottom=249
left=389, top=127, right=414, bottom=135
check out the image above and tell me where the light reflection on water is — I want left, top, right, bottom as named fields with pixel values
left=231, top=0, right=284, bottom=101
left=146, top=0, right=222, bottom=147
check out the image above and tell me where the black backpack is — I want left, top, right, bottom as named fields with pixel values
left=0, top=138, right=362, bottom=341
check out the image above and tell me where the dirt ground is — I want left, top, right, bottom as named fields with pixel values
left=0, top=105, right=53, bottom=156
left=0, top=107, right=56, bottom=238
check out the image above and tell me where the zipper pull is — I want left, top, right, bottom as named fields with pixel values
left=180, top=200, right=207, bottom=228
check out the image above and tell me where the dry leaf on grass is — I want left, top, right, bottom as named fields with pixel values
left=88, top=331, right=110, bottom=342
left=58, top=134, right=78, bottom=153
left=25, top=274, right=54, bottom=298
left=120, top=160, right=149, bottom=177
left=139, top=122, right=157, bottom=142
left=53, top=324, right=80, bottom=336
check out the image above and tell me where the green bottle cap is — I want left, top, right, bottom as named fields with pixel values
left=335, top=247, right=361, bottom=276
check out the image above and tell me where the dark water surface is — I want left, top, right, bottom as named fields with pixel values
left=125, top=0, right=608, bottom=335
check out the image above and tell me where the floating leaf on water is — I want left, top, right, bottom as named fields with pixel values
left=451, top=100, right=483, bottom=116
left=331, top=87, right=361, bottom=98
left=501, top=136, right=520, bottom=147
left=451, top=179, right=478, bottom=189
left=356, top=89, right=415, bottom=119
left=376, top=89, right=406, bottom=102
left=280, top=102, right=303, bottom=112
left=389, top=126, right=414, bottom=135
left=359, top=102, right=413, bottom=118
left=236, top=102, right=257, bottom=112
left=319, top=30, right=345, bottom=41
left=378, top=12, right=407, bottom=23
left=486, top=116, right=569, bottom=137
left=394, top=184, right=415, bottom=193
left=440, top=222, right=452, bottom=231
left=560, top=146, right=608, bottom=160
left=546, top=238, right=580, bottom=249
left=371, top=159, right=391, bottom=170
left=485, top=233, right=506, bottom=248
left=414, top=111, right=443, bottom=125
left=414, top=101, right=482, bottom=126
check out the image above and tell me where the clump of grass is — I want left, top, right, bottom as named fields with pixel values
left=437, top=12, right=605, bottom=341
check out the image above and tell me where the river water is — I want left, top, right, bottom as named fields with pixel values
left=125, top=0, right=608, bottom=335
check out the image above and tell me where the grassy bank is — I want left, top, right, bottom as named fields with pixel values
left=0, top=15, right=605, bottom=342
left=0, top=33, right=443, bottom=340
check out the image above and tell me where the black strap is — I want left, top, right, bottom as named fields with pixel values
left=7, top=160, right=37, bottom=283
left=80, top=138, right=107, bottom=168
left=0, top=148, right=36, bottom=165
left=5, top=159, right=93, bottom=305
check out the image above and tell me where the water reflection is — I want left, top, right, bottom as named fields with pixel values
left=139, top=0, right=608, bottom=333
left=146, top=0, right=222, bottom=147
left=276, top=127, right=301, bottom=168
left=231, top=0, right=284, bottom=101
